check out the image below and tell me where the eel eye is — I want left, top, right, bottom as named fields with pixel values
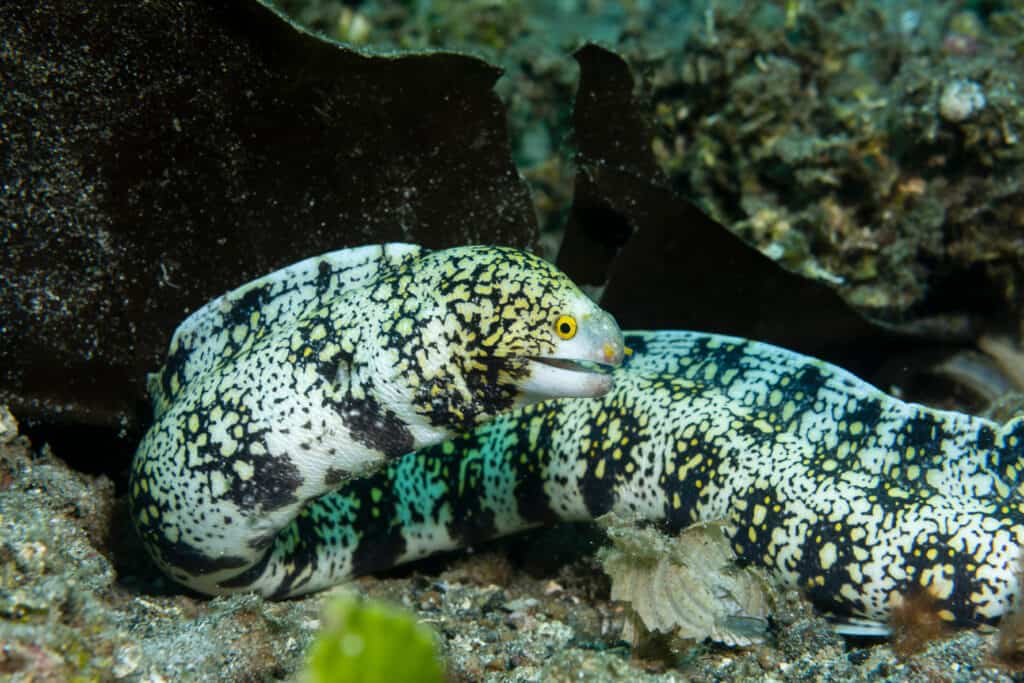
left=555, top=315, right=577, bottom=340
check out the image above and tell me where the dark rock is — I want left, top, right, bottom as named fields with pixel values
left=0, top=0, right=537, bottom=443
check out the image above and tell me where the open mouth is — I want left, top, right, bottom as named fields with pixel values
left=517, top=356, right=618, bottom=401
left=529, top=356, right=612, bottom=374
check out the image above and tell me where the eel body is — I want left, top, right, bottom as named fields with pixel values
left=130, top=244, right=624, bottom=595
left=245, top=331, right=1024, bottom=626
left=131, top=243, right=1024, bottom=626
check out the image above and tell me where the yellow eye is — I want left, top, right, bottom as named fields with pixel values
left=555, top=315, right=577, bottom=340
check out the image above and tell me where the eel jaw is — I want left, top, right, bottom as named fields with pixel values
left=514, top=311, right=626, bottom=404
left=518, top=356, right=618, bottom=401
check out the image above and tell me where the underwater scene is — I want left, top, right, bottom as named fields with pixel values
left=3, top=0, right=1024, bottom=680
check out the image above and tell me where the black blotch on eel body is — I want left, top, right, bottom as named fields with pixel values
left=324, top=467, right=347, bottom=486
left=161, top=539, right=249, bottom=577
left=340, top=394, right=415, bottom=456
left=224, top=453, right=303, bottom=513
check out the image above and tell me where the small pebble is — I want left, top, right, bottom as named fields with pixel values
left=939, top=80, right=986, bottom=123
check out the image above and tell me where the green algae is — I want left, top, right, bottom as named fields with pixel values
left=300, top=593, right=444, bottom=683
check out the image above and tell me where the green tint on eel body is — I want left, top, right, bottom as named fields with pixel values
left=130, top=244, right=624, bottom=596
left=318, top=331, right=1024, bottom=628
left=132, top=245, right=1024, bottom=629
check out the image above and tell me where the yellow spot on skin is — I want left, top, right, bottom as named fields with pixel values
left=210, top=471, right=228, bottom=497
left=233, top=459, right=254, bottom=480
left=703, top=362, right=718, bottom=381
left=310, top=323, right=327, bottom=341
left=752, top=504, right=767, bottom=526
left=319, top=343, right=339, bottom=363
left=623, top=346, right=633, bottom=356
left=232, top=323, right=247, bottom=346
left=482, top=329, right=502, bottom=347
left=748, top=527, right=757, bottom=543
left=819, top=542, right=837, bottom=570
left=594, top=460, right=605, bottom=479
left=673, top=493, right=681, bottom=509
left=188, top=414, right=200, bottom=433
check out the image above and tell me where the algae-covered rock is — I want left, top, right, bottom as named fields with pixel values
left=0, top=405, right=321, bottom=679
left=637, top=2, right=1024, bottom=326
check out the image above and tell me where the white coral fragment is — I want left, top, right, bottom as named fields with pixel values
left=599, top=517, right=774, bottom=647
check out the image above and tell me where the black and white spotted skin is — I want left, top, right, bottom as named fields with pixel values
left=132, top=244, right=1024, bottom=626
left=130, top=244, right=625, bottom=595
left=255, top=331, right=1024, bottom=626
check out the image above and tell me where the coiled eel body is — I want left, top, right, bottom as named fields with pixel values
left=130, top=244, right=624, bottom=596
left=131, top=244, right=1024, bottom=627
left=255, top=331, right=1024, bottom=627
